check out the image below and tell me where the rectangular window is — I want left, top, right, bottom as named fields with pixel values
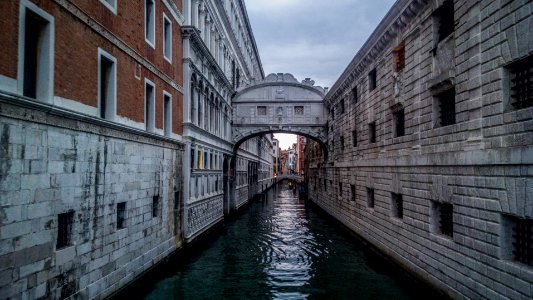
left=367, top=188, right=374, bottom=208
left=145, top=79, right=155, bottom=132
left=163, top=92, right=172, bottom=137
left=198, top=150, right=202, bottom=169
left=324, top=179, right=327, bottom=192
left=351, top=184, right=356, bottom=201
left=393, top=42, right=405, bottom=72
left=56, top=211, right=74, bottom=249
left=393, top=108, right=405, bottom=137
left=257, top=106, right=267, bottom=115
left=152, top=195, right=160, bottom=218
left=391, top=193, right=403, bottom=219
left=434, top=0, right=454, bottom=43
left=338, top=182, right=342, bottom=197
left=163, top=14, right=172, bottom=62
left=98, top=49, right=116, bottom=120
left=145, top=0, right=155, bottom=47
left=435, top=88, right=456, bottom=127
left=340, top=136, right=344, bottom=150
left=508, top=55, right=533, bottom=110
left=369, top=68, right=377, bottom=91
left=340, top=100, right=345, bottom=114
left=503, top=215, right=533, bottom=266
left=99, top=0, right=117, bottom=14
left=294, top=106, right=304, bottom=115
left=433, top=202, right=453, bottom=237
left=117, top=202, right=126, bottom=229
left=352, top=86, right=358, bottom=103
left=20, top=4, right=54, bottom=102
left=352, top=130, right=357, bottom=147
left=368, top=122, right=376, bottom=143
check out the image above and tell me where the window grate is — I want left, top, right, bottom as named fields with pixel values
left=510, top=56, right=533, bottom=109
left=392, top=193, right=403, bottom=219
left=437, top=88, right=456, bottom=127
left=294, top=106, right=304, bottom=115
left=57, top=211, right=74, bottom=249
left=367, top=188, right=374, bottom=208
left=393, top=42, right=405, bottom=72
left=435, top=0, right=454, bottom=42
left=512, top=217, right=533, bottom=266
left=257, top=106, right=267, bottom=115
left=439, top=203, right=453, bottom=237
left=117, top=202, right=126, bottom=229
left=394, top=109, right=405, bottom=137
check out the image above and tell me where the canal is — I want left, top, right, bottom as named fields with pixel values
left=113, top=182, right=445, bottom=299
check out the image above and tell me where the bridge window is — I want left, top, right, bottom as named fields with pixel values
left=393, top=108, right=405, bottom=137
left=56, top=211, right=74, bottom=249
left=369, top=68, right=377, bottom=91
left=367, top=188, right=374, bottom=208
left=368, top=122, right=376, bottom=143
left=294, top=106, right=304, bottom=115
left=257, top=106, right=267, bottom=115
left=393, top=42, right=405, bottom=72
left=391, top=193, right=403, bottom=219
left=117, top=202, right=126, bottom=229
left=434, top=87, right=456, bottom=127
left=507, top=55, right=533, bottom=110
left=352, top=130, right=358, bottom=147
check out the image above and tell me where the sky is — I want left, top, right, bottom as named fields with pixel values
left=245, top=0, right=396, bottom=89
left=246, top=0, right=396, bottom=149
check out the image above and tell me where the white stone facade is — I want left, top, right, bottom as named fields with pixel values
left=307, top=0, right=533, bottom=299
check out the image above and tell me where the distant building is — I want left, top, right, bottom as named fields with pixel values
left=296, top=136, right=306, bottom=175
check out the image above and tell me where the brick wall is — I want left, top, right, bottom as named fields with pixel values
left=308, top=0, right=533, bottom=298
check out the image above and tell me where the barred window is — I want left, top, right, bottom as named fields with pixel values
left=434, top=0, right=454, bottom=43
left=368, top=122, right=376, bottom=143
left=369, top=68, right=377, bottom=91
left=391, top=193, right=403, bottom=219
left=367, top=188, right=374, bottom=208
left=152, top=195, right=160, bottom=218
left=57, top=211, right=74, bottom=249
left=434, top=202, right=453, bottom=237
left=294, top=106, right=304, bottom=115
left=435, top=88, right=455, bottom=127
left=117, top=202, right=126, bottom=229
left=508, top=55, right=533, bottom=109
left=257, top=106, right=267, bottom=115
left=504, top=215, right=533, bottom=266
left=393, top=42, right=405, bottom=72
left=393, top=108, right=405, bottom=137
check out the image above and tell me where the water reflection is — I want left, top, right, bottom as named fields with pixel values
left=116, top=182, right=444, bottom=299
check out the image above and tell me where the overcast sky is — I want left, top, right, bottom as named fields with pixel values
left=246, top=0, right=396, bottom=149
left=245, top=0, right=396, bottom=89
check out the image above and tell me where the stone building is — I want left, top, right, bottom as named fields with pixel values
left=0, top=0, right=186, bottom=298
left=180, top=0, right=273, bottom=241
left=306, top=0, right=533, bottom=298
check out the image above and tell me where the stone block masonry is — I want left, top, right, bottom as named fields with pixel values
left=307, top=0, right=533, bottom=299
left=0, top=95, right=184, bottom=299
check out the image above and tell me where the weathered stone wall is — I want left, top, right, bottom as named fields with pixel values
left=308, top=0, right=533, bottom=299
left=0, top=96, right=184, bottom=299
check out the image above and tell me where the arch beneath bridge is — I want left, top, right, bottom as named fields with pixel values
left=232, top=73, right=329, bottom=153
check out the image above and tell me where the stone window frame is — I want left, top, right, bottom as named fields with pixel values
left=391, top=192, right=403, bottom=219
left=433, top=0, right=454, bottom=45
left=431, top=201, right=454, bottom=238
left=433, top=87, right=456, bottom=128
left=294, top=105, right=304, bottom=115
left=17, top=0, right=55, bottom=103
left=98, top=48, right=117, bottom=121
left=99, top=0, right=117, bottom=14
left=257, top=106, right=267, bottom=116
left=163, top=13, right=172, bottom=63
left=145, top=0, right=156, bottom=49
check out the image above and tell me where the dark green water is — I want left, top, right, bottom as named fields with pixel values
left=116, top=182, right=444, bottom=299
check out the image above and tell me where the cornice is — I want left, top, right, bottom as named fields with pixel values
left=182, top=26, right=234, bottom=93
left=236, top=0, right=265, bottom=79
left=162, top=0, right=185, bottom=25
left=326, top=0, right=428, bottom=104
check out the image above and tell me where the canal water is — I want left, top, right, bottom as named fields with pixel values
left=114, top=182, right=445, bottom=299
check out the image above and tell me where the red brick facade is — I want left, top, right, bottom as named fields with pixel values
left=0, top=0, right=184, bottom=134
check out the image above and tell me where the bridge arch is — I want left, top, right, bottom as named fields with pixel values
left=232, top=73, right=329, bottom=154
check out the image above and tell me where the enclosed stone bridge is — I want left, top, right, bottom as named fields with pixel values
left=232, top=73, right=328, bottom=152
